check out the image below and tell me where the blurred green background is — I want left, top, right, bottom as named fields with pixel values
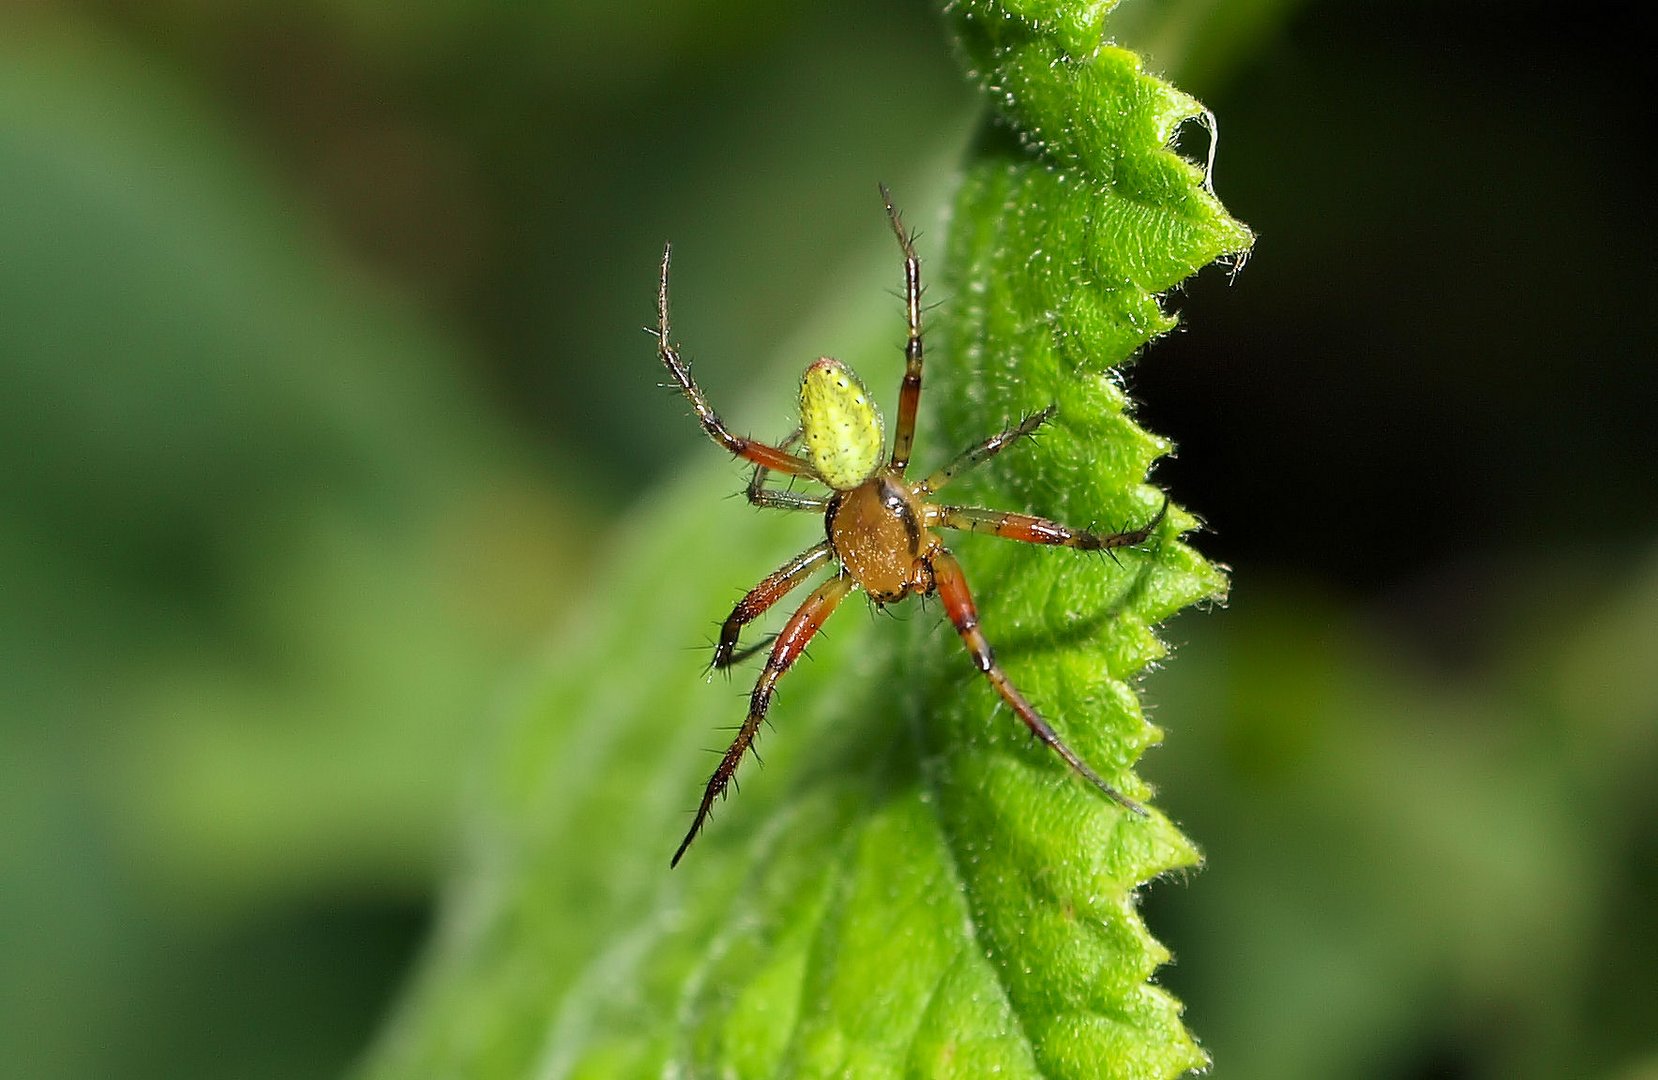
left=1, top=2, right=1652, bottom=1079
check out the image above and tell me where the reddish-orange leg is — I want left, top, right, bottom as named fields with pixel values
left=657, top=246, right=822, bottom=480
left=880, top=184, right=925, bottom=475
left=929, top=548, right=1146, bottom=815
left=711, top=542, right=834, bottom=670
left=673, top=573, right=856, bottom=866
left=930, top=498, right=1169, bottom=551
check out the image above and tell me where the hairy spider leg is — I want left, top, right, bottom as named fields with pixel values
left=928, top=497, right=1168, bottom=550
left=914, top=407, right=1057, bottom=497
left=712, top=541, right=836, bottom=670
left=746, top=428, right=828, bottom=513
left=657, top=245, right=822, bottom=479
left=673, top=572, right=857, bottom=866
left=929, top=548, right=1147, bottom=816
left=879, top=184, right=926, bottom=475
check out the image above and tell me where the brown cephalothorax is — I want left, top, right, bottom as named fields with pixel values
left=826, top=476, right=928, bottom=603
left=656, top=186, right=1167, bottom=867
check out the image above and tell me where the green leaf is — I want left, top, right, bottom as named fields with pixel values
left=364, top=1, right=1249, bottom=1077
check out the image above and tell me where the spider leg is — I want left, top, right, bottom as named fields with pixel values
left=712, top=541, right=836, bottom=670
left=657, top=245, right=821, bottom=478
left=749, top=489, right=829, bottom=512
left=929, top=547, right=1146, bottom=816
left=673, top=572, right=856, bottom=867
left=914, top=407, right=1056, bottom=497
left=746, top=428, right=828, bottom=512
left=879, top=185, right=926, bottom=475
left=720, top=634, right=778, bottom=669
left=927, top=497, right=1168, bottom=551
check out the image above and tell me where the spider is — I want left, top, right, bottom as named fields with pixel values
left=657, top=186, right=1167, bottom=867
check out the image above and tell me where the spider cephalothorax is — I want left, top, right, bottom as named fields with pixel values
left=657, top=186, right=1166, bottom=866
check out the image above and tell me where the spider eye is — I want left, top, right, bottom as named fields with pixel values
left=799, top=358, right=884, bottom=490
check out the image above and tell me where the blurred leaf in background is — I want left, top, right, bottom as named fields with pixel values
left=0, top=15, right=587, bottom=1079
left=2, top=0, right=1655, bottom=1079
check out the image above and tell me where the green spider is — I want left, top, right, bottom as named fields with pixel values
left=656, top=186, right=1166, bottom=866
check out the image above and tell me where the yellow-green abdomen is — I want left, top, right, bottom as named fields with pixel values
left=799, top=357, right=885, bottom=491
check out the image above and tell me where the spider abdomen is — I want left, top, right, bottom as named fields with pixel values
left=827, top=475, right=928, bottom=603
left=800, top=358, right=885, bottom=491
